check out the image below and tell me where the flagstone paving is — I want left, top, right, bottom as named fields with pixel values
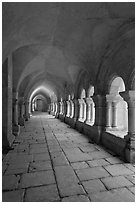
left=2, top=113, right=135, bottom=202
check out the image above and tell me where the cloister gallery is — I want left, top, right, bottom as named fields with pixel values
left=2, top=2, right=135, bottom=202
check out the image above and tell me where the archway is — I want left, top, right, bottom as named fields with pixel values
left=106, top=76, right=128, bottom=137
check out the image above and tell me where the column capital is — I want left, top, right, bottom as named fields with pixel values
left=84, top=97, right=93, bottom=104
left=93, top=95, right=105, bottom=106
left=120, top=91, right=135, bottom=105
left=78, top=98, right=85, bottom=104
left=106, top=94, right=123, bottom=102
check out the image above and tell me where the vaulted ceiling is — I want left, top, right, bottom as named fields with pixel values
left=3, top=2, right=135, bottom=102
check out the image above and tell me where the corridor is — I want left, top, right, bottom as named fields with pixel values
left=2, top=113, right=135, bottom=202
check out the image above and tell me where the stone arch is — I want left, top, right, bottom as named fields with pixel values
left=106, top=76, right=128, bottom=137
left=87, top=85, right=94, bottom=97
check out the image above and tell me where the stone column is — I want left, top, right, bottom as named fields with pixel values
left=63, top=100, right=67, bottom=117
left=93, top=95, right=104, bottom=127
left=70, top=100, right=74, bottom=118
left=24, top=101, right=30, bottom=121
left=12, top=94, right=20, bottom=136
left=85, top=97, right=93, bottom=125
left=55, top=102, right=60, bottom=118
left=78, top=99, right=84, bottom=121
left=66, top=100, right=71, bottom=117
left=112, top=101, right=118, bottom=128
left=18, top=98, right=25, bottom=126
left=72, top=99, right=79, bottom=121
left=105, top=95, right=113, bottom=129
left=120, top=91, right=135, bottom=163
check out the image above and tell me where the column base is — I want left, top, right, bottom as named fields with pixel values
left=24, top=114, right=30, bottom=121
left=124, top=134, right=135, bottom=163
left=12, top=124, right=20, bottom=136
left=18, top=117, right=25, bottom=126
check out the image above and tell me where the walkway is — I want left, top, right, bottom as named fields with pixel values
left=2, top=113, right=135, bottom=202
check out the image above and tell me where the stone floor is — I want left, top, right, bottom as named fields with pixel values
left=2, top=113, right=135, bottom=202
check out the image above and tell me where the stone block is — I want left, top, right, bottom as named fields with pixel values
left=128, top=186, right=135, bottom=194
left=76, top=167, right=110, bottom=181
left=88, top=151, right=112, bottom=160
left=51, top=151, right=69, bottom=166
left=2, top=189, right=25, bottom=202
left=89, top=187, right=135, bottom=202
left=64, top=149, right=92, bottom=163
left=101, top=176, right=133, bottom=190
left=29, top=161, right=52, bottom=172
left=3, top=175, right=20, bottom=190
left=125, top=174, right=135, bottom=184
left=19, top=170, right=55, bottom=188
left=61, top=195, right=90, bottom=202
left=124, top=163, right=135, bottom=172
left=87, top=159, right=110, bottom=167
left=82, top=179, right=106, bottom=193
left=104, top=164, right=134, bottom=176
left=25, top=184, right=60, bottom=202
left=55, top=166, right=85, bottom=197
left=33, top=153, right=50, bottom=162
left=80, top=146, right=97, bottom=153
left=106, top=157, right=124, bottom=164
left=71, top=162, right=89, bottom=170
left=29, top=147, right=48, bottom=154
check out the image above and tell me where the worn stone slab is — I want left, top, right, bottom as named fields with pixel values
left=104, top=164, right=134, bottom=176
left=88, top=151, right=112, bottom=159
left=7, top=162, right=29, bottom=170
left=106, top=157, right=124, bottom=164
left=48, top=145, right=62, bottom=152
left=101, top=176, right=133, bottom=190
left=51, top=151, right=69, bottom=166
left=87, top=159, right=110, bottom=167
left=25, top=184, right=60, bottom=202
left=128, top=186, right=135, bottom=194
left=33, top=153, right=50, bottom=162
left=64, top=149, right=92, bottom=163
left=71, top=162, right=89, bottom=170
left=30, top=143, right=47, bottom=149
left=3, top=175, right=20, bottom=190
left=5, top=167, right=28, bottom=175
left=61, top=195, right=90, bottom=202
left=2, top=189, right=25, bottom=202
left=82, top=179, right=106, bottom=193
left=6, top=154, right=33, bottom=164
left=89, top=187, right=135, bottom=202
left=124, top=163, right=135, bottom=172
left=55, top=166, right=85, bottom=197
left=29, top=147, right=48, bottom=154
left=125, top=174, right=135, bottom=184
left=80, top=146, right=97, bottom=153
left=19, top=170, right=55, bottom=188
left=29, top=161, right=52, bottom=172
left=76, top=167, right=110, bottom=181
left=2, top=164, right=8, bottom=174
left=5, top=162, right=29, bottom=175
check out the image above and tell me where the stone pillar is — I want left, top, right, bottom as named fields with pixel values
left=78, top=99, right=84, bottom=122
left=112, top=101, right=118, bottom=128
left=55, top=102, right=60, bottom=118
left=63, top=101, right=67, bottom=117
left=84, top=97, right=94, bottom=125
left=70, top=100, right=74, bottom=118
left=12, top=95, right=20, bottom=136
left=120, top=91, right=135, bottom=163
left=93, top=95, right=104, bottom=127
left=72, top=99, right=79, bottom=121
left=106, top=100, right=112, bottom=129
left=18, top=98, right=25, bottom=126
left=24, top=101, right=30, bottom=121
left=66, top=100, right=71, bottom=117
